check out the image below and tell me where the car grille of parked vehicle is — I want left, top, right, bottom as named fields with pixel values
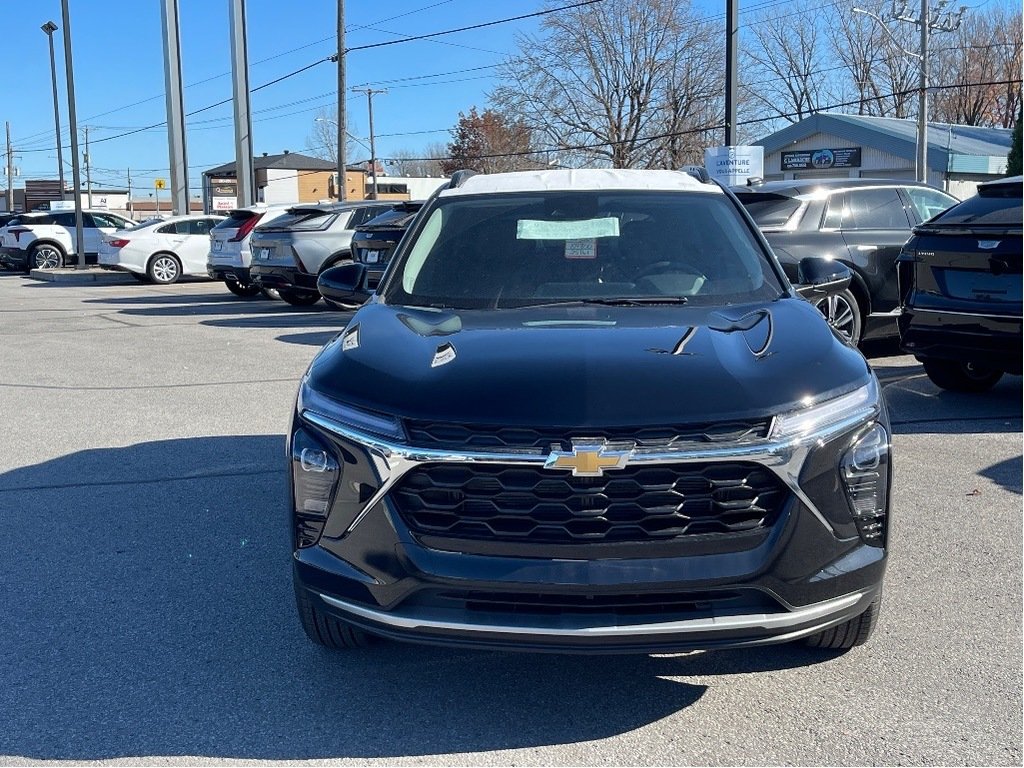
left=391, top=462, right=789, bottom=544
left=403, top=419, right=772, bottom=450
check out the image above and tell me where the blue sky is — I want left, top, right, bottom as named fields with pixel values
left=6, top=0, right=617, bottom=195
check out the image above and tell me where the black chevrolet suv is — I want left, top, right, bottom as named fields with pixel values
left=289, top=169, right=891, bottom=654
left=734, top=178, right=958, bottom=346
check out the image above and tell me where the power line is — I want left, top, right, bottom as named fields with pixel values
left=379, top=78, right=1023, bottom=163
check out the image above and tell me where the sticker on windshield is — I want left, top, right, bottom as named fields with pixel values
left=564, top=238, right=597, bottom=259
left=516, top=217, right=619, bottom=240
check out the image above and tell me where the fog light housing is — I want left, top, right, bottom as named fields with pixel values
left=841, top=423, right=890, bottom=546
left=291, top=428, right=340, bottom=547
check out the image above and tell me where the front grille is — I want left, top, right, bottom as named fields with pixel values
left=404, top=420, right=771, bottom=452
left=391, top=463, right=788, bottom=544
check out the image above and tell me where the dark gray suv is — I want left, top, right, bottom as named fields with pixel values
left=249, top=201, right=391, bottom=306
left=734, top=178, right=958, bottom=346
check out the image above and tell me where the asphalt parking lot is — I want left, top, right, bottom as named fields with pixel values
left=0, top=272, right=1020, bottom=766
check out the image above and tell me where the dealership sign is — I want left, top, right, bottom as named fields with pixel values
left=781, top=147, right=862, bottom=170
left=704, top=145, right=764, bottom=185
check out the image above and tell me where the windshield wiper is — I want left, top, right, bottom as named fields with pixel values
left=514, top=297, right=689, bottom=309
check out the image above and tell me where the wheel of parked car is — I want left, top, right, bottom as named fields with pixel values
left=29, top=243, right=64, bottom=271
left=922, top=359, right=1003, bottom=393
left=278, top=288, right=321, bottom=307
left=803, top=595, right=881, bottom=650
left=224, top=280, right=263, bottom=298
left=813, top=289, right=861, bottom=346
left=293, top=574, right=374, bottom=649
left=261, top=288, right=281, bottom=300
left=147, top=253, right=181, bottom=285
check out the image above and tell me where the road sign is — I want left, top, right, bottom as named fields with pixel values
left=154, top=179, right=166, bottom=190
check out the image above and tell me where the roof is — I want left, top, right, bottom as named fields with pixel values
left=440, top=169, right=721, bottom=197
left=756, top=113, right=1012, bottom=174
left=731, top=177, right=943, bottom=197
left=203, top=152, right=338, bottom=176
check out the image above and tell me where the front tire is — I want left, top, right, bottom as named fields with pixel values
left=922, top=359, right=1003, bottom=392
left=278, top=288, right=321, bottom=307
left=224, top=279, right=262, bottom=298
left=294, top=577, right=374, bottom=649
left=804, top=595, right=881, bottom=650
left=147, top=253, right=181, bottom=285
left=29, top=243, right=64, bottom=271
left=813, top=289, right=862, bottom=346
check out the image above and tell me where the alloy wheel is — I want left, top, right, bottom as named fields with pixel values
left=151, top=255, right=179, bottom=284
left=814, top=293, right=857, bottom=344
left=33, top=246, right=62, bottom=270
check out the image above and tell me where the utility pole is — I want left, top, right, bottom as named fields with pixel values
left=42, top=21, right=65, bottom=200
left=335, top=0, right=346, bottom=201
left=229, top=0, right=255, bottom=207
left=5, top=123, right=13, bottom=213
left=724, top=0, right=739, bottom=146
left=353, top=87, right=386, bottom=200
left=127, top=167, right=132, bottom=219
left=161, top=0, right=189, bottom=215
left=60, top=0, right=85, bottom=268
left=853, top=0, right=965, bottom=184
left=84, top=126, right=92, bottom=209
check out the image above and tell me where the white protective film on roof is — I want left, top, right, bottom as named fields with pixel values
left=439, top=168, right=722, bottom=197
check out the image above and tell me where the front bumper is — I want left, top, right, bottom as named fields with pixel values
left=250, top=263, right=318, bottom=293
left=0, top=246, right=28, bottom=269
left=899, top=307, right=1023, bottom=374
left=291, top=390, right=890, bottom=653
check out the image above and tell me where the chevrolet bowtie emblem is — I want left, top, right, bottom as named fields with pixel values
left=544, top=440, right=634, bottom=477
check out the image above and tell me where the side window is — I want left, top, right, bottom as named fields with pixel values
left=822, top=194, right=845, bottom=229
left=905, top=187, right=957, bottom=222
left=51, top=212, right=76, bottom=227
left=189, top=219, right=213, bottom=236
left=157, top=223, right=179, bottom=234
left=90, top=213, right=123, bottom=229
left=351, top=206, right=386, bottom=228
left=842, top=188, right=911, bottom=230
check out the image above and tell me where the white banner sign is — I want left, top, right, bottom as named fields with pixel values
left=704, top=146, right=764, bottom=186
left=212, top=197, right=236, bottom=211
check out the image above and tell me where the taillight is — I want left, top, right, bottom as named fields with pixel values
left=108, top=239, right=130, bottom=248
left=229, top=213, right=263, bottom=242
left=8, top=227, right=30, bottom=242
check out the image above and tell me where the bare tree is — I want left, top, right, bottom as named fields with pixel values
left=304, top=106, right=362, bottom=164
left=931, top=6, right=1022, bottom=127
left=387, top=144, right=447, bottom=177
left=828, top=2, right=918, bottom=118
left=493, top=0, right=711, bottom=168
left=741, top=0, right=830, bottom=126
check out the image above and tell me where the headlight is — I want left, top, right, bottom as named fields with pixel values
left=298, top=379, right=405, bottom=441
left=770, top=378, right=879, bottom=441
left=291, top=427, right=340, bottom=548
left=840, top=422, right=890, bottom=546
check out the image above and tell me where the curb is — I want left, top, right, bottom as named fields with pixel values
left=28, top=268, right=133, bottom=284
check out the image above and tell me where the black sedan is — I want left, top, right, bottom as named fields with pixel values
left=734, top=178, right=958, bottom=346
left=897, top=175, right=1022, bottom=391
left=351, top=201, right=423, bottom=290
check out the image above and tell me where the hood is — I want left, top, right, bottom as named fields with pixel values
left=305, top=298, right=870, bottom=428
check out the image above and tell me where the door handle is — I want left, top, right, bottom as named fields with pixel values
left=855, top=245, right=878, bottom=252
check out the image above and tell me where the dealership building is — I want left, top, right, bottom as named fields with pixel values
left=755, top=113, right=1013, bottom=198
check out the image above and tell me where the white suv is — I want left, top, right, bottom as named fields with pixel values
left=0, top=209, right=135, bottom=272
left=206, top=204, right=294, bottom=297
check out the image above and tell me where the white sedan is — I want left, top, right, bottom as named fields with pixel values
left=98, top=215, right=225, bottom=284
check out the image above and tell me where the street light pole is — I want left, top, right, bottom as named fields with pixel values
left=352, top=87, right=386, bottom=200
left=60, top=0, right=85, bottom=269
left=41, top=21, right=65, bottom=201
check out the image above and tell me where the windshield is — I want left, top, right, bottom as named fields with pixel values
left=381, top=191, right=785, bottom=310
left=361, top=206, right=422, bottom=230
left=930, top=194, right=1022, bottom=227
left=734, top=192, right=802, bottom=229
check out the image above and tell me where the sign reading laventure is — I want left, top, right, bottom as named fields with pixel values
left=704, top=146, right=764, bottom=186
left=781, top=147, right=862, bottom=171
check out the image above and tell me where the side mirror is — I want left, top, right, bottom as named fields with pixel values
left=795, top=257, right=852, bottom=298
left=318, top=263, right=371, bottom=305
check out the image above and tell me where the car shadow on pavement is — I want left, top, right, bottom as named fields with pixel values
left=882, top=372, right=1022, bottom=436
left=275, top=330, right=344, bottom=346
left=0, top=435, right=846, bottom=761
left=978, top=456, right=1024, bottom=495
